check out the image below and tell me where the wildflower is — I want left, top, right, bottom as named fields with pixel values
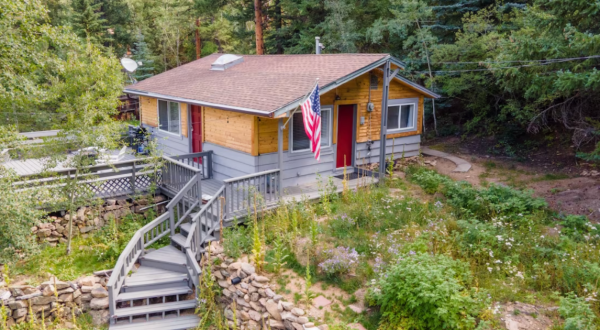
left=488, top=267, right=493, bottom=273
left=489, top=251, right=494, bottom=258
left=434, top=201, right=443, bottom=208
left=409, top=250, right=416, bottom=255
left=515, top=272, right=524, bottom=280
left=406, top=207, right=412, bottom=211
left=495, top=260, right=502, bottom=264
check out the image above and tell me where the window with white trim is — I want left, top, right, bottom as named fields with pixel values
left=387, top=103, right=415, bottom=131
left=158, top=100, right=181, bottom=134
left=291, top=108, right=331, bottom=152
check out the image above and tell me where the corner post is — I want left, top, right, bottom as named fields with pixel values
left=378, top=59, right=391, bottom=183
left=278, top=118, right=284, bottom=196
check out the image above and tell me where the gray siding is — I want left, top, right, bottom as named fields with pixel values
left=202, top=142, right=257, bottom=182
left=145, top=124, right=190, bottom=157
left=355, top=135, right=420, bottom=165
left=257, top=147, right=336, bottom=187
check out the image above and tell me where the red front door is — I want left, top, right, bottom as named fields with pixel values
left=191, top=105, right=202, bottom=154
left=336, top=105, right=354, bottom=168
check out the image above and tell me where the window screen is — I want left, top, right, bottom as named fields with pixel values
left=158, top=100, right=169, bottom=131
left=158, top=100, right=180, bottom=134
left=387, top=104, right=414, bottom=131
left=291, top=109, right=330, bottom=152
left=387, top=106, right=400, bottom=130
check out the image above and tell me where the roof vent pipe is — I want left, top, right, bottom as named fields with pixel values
left=315, top=37, right=324, bottom=54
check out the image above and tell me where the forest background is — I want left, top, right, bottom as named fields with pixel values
left=3, top=0, right=600, bottom=161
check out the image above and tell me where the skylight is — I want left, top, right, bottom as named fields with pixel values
left=211, top=54, right=244, bottom=71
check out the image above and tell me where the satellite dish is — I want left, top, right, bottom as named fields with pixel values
left=120, top=58, right=139, bottom=73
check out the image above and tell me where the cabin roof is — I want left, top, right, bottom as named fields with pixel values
left=124, top=53, right=439, bottom=117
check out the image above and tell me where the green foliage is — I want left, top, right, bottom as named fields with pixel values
left=71, top=0, right=110, bottom=44
left=95, top=215, right=144, bottom=263
left=558, top=293, right=598, bottom=330
left=221, top=224, right=252, bottom=259
left=560, top=215, right=599, bottom=241
left=368, top=253, right=485, bottom=330
left=131, top=33, right=155, bottom=81
left=0, top=168, right=47, bottom=263
left=407, top=166, right=547, bottom=219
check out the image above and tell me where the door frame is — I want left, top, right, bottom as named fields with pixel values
left=189, top=105, right=202, bottom=154
left=334, top=104, right=357, bottom=170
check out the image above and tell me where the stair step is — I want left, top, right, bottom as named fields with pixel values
left=113, top=300, right=197, bottom=319
left=117, top=285, right=192, bottom=302
left=109, top=315, right=200, bottom=330
left=142, top=245, right=186, bottom=267
left=180, top=223, right=192, bottom=236
left=170, top=234, right=187, bottom=248
left=124, top=267, right=188, bottom=291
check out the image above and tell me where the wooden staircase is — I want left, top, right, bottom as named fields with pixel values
left=109, top=217, right=218, bottom=330
left=107, top=160, right=281, bottom=330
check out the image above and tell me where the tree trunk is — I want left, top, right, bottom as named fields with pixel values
left=254, top=0, right=264, bottom=55
left=195, top=18, right=201, bottom=59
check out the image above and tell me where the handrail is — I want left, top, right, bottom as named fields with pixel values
left=222, top=169, right=280, bottom=183
left=163, top=156, right=202, bottom=173
left=166, top=173, right=201, bottom=209
left=171, top=151, right=213, bottom=180
left=107, top=212, right=171, bottom=319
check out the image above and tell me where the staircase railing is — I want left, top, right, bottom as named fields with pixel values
left=171, top=151, right=213, bottom=180
left=166, top=173, right=202, bottom=236
left=106, top=212, right=171, bottom=323
left=223, top=169, right=281, bottom=219
left=161, top=156, right=203, bottom=196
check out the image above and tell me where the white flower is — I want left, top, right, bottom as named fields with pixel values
left=489, top=251, right=494, bottom=258
left=495, top=260, right=503, bottom=264
left=488, top=267, right=493, bottom=273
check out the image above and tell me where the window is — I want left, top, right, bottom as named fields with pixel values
left=291, top=108, right=331, bottom=152
left=158, top=100, right=181, bottom=134
left=387, top=104, right=415, bottom=131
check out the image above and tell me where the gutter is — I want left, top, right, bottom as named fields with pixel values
left=123, top=89, right=273, bottom=117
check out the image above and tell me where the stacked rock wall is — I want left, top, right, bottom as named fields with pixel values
left=32, top=195, right=166, bottom=246
left=207, top=244, right=327, bottom=330
left=0, top=270, right=111, bottom=327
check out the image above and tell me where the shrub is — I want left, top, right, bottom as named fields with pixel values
left=560, top=215, right=598, bottom=240
left=318, top=246, right=359, bottom=276
left=221, top=224, right=252, bottom=259
left=367, top=253, right=485, bottom=330
left=559, top=292, right=598, bottom=330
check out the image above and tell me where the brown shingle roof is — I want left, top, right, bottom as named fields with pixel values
left=126, top=53, right=390, bottom=115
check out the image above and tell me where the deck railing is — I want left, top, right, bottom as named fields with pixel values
left=171, top=151, right=213, bottom=180
left=166, top=172, right=202, bottom=235
left=106, top=212, right=171, bottom=320
left=223, top=169, right=281, bottom=219
left=161, top=156, right=203, bottom=196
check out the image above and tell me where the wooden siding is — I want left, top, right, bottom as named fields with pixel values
left=203, top=107, right=255, bottom=154
left=140, top=96, right=188, bottom=138
left=321, top=70, right=424, bottom=143
left=140, top=96, right=158, bottom=128
left=258, top=117, right=289, bottom=154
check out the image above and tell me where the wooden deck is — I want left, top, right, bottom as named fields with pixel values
left=2, top=150, right=136, bottom=176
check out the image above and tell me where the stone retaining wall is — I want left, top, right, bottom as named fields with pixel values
left=33, top=195, right=167, bottom=246
left=207, top=243, right=328, bottom=330
left=0, top=269, right=111, bottom=327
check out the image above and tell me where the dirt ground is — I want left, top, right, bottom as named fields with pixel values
left=422, top=138, right=600, bottom=222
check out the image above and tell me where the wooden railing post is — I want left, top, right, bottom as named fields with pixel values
left=169, top=208, right=176, bottom=236
left=130, top=161, right=136, bottom=194
left=207, top=152, right=213, bottom=179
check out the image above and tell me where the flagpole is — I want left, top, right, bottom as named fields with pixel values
left=281, top=78, right=319, bottom=129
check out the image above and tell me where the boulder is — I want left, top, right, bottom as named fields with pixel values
left=88, top=309, right=109, bottom=326
left=30, top=296, right=56, bottom=305
left=248, top=310, right=262, bottom=322
left=266, top=299, right=282, bottom=321
left=291, top=308, right=305, bottom=317
left=90, top=297, right=109, bottom=310
left=281, top=302, right=294, bottom=311
left=265, top=288, right=275, bottom=298
left=281, top=312, right=297, bottom=323
left=91, top=287, right=108, bottom=298
left=292, top=322, right=304, bottom=330
left=42, top=280, right=70, bottom=290
left=8, top=300, right=27, bottom=310
left=42, top=285, right=55, bottom=297
left=254, top=275, right=269, bottom=283
left=58, top=293, right=73, bottom=303
left=12, top=308, right=27, bottom=319
left=241, top=263, right=255, bottom=275
left=268, top=319, right=285, bottom=329
left=296, top=317, right=309, bottom=324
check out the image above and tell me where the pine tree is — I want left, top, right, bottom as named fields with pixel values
left=71, top=0, right=110, bottom=44
left=131, top=32, right=155, bottom=81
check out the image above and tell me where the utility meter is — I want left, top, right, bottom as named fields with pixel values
left=367, top=102, right=375, bottom=112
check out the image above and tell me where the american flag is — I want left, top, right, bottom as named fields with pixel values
left=301, top=83, right=321, bottom=161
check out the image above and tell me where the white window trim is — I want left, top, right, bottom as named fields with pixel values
left=290, top=106, right=332, bottom=154
left=157, top=99, right=182, bottom=136
left=386, top=101, right=417, bottom=134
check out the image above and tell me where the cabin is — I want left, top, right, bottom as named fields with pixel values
left=124, top=53, right=439, bottom=189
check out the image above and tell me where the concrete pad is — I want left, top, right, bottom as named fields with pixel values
left=312, top=295, right=332, bottom=308
left=421, top=147, right=472, bottom=173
